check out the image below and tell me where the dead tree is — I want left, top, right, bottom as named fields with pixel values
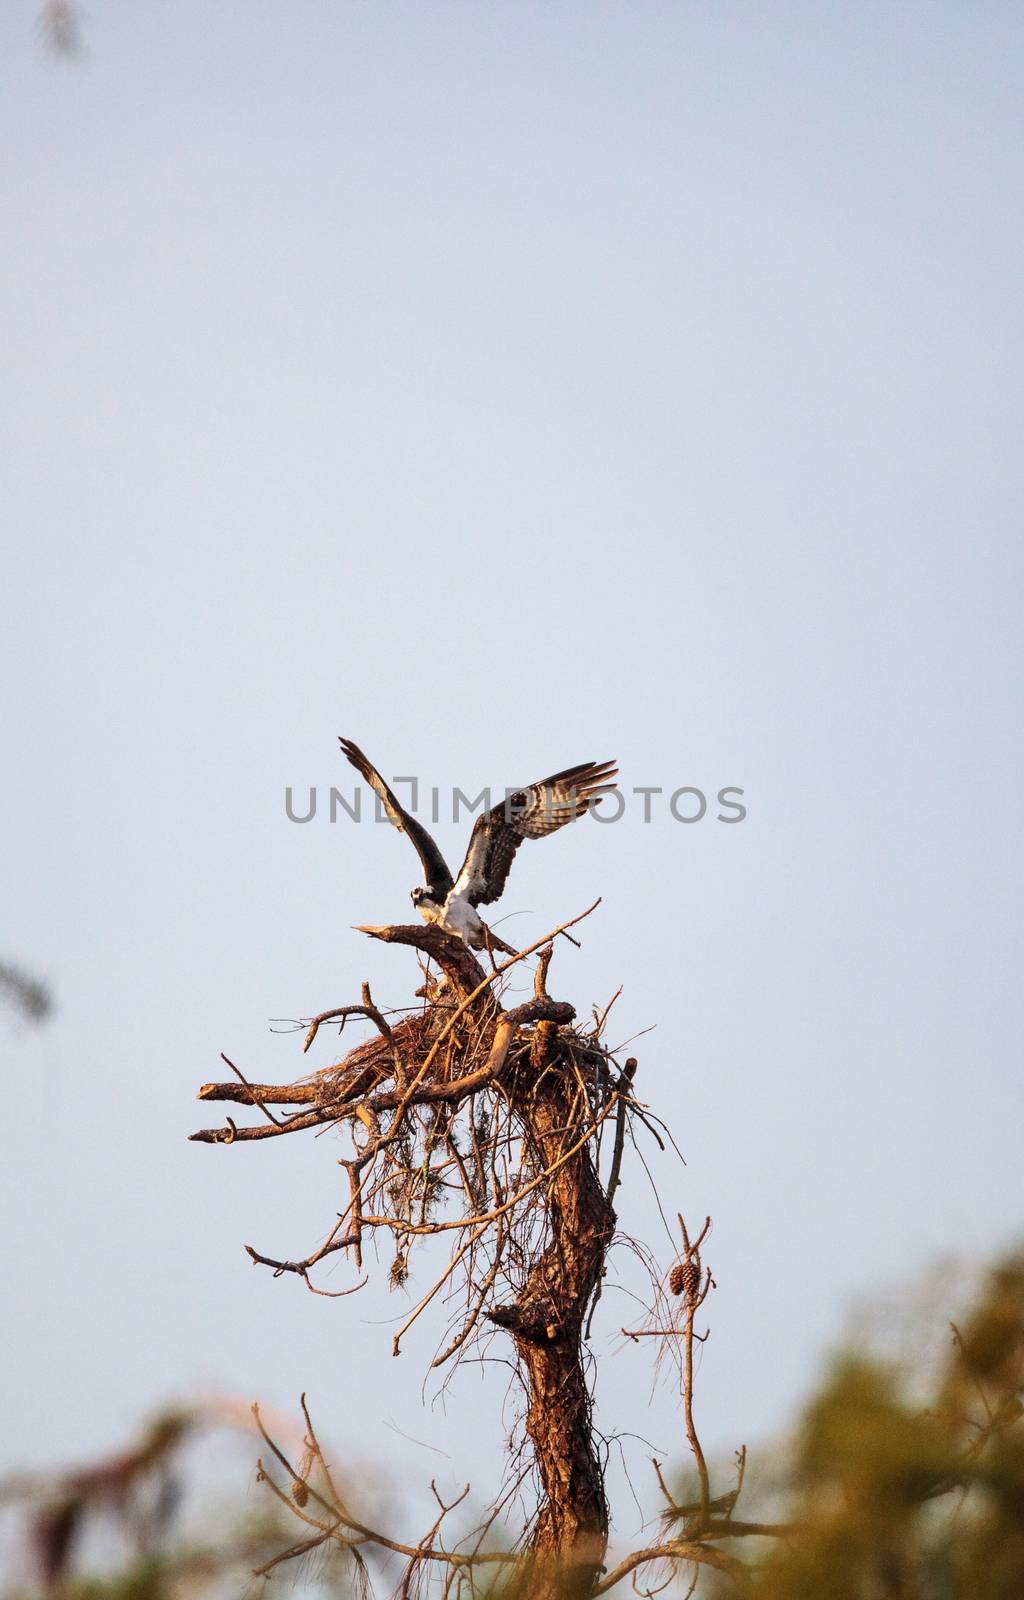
left=191, top=908, right=786, bottom=1596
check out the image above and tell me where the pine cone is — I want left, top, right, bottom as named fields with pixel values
left=669, top=1259, right=701, bottom=1300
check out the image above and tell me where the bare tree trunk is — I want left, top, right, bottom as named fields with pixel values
left=195, top=921, right=618, bottom=1599
left=372, top=931, right=617, bottom=1594
left=491, top=1023, right=616, bottom=1598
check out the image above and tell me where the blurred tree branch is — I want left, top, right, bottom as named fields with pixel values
left=0, top=961, right=52, bottom=1024
left=39, top=1, right=79, bottom=56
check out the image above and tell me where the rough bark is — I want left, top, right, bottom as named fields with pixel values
left=490, top=1027, right=617, bottom=1598
left=355, top=920, right=489, bottom=999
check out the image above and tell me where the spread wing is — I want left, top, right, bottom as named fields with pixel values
left=453, top=759, right=618, bottom=908
left=339, top=738, right=454, bottom=899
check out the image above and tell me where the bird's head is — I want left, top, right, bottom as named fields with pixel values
left=411, top=885, right=437, bottom=910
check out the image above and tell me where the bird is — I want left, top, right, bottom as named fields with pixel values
left=339, top=738, right=618, bottom=956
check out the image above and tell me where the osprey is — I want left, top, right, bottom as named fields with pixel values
left=339, top=738, right=618, bottom=955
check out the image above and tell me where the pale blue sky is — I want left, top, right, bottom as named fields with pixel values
left=2, top=0, right=1022, bottom=1553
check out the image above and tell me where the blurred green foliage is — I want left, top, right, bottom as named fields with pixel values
left=747, top=1254, right=1024, bottom=1599
left=0, top=1409, right=295, bottom=1600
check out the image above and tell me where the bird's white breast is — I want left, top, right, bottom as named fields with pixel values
left=416, top=898, right=445, bottom=928
left=441, top=891, right=483, bottom=941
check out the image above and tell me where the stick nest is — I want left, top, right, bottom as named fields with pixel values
left=190, top=912, right=642, bottom=1366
